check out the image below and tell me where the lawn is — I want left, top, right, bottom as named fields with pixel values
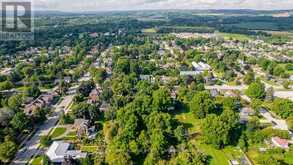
left=219, top=33, right=252, bottom=41
left=175, top=111, right=201, bottom=134
left=142, top=28, right=157, bottom=33
left=50, top=127, right=67, bottom=139
left=278, top=63, right=293, bottom=75
left=67, top=131, right=77, bottom=136
left=193, top=140, right=245, bottom=165
left=193, top=140, right=229, bottom=165
left=175, top=110, right=246, bottom=165
left=284, top=151, right=293, bottom=164
left=80, top=146, right=98, bottom=153
left=30, top=156, right=42, bottom=165
left=246, top=147, right=260, bottom=165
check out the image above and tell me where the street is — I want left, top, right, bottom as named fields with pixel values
left=205, top=85, right=293, bottom=101
left=11, top=94, right=74, bottom=165
left=11, top=70, right=93, bottom=165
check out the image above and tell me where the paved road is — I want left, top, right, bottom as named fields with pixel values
left=205, top=85, right=293, bottom=101
left=11, top=71, right=91, bottom=164
left=11, top=95, right=74, bottom=165
left=259, top=108, right=289, bottom=131
left=240, top=95, right=293, bottom=140
left=206, top=85, right=293, bottom=139
left=205, top=85, right=247, bottom=91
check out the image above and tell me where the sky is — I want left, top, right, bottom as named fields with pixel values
left=33, top=0, right=293, bottom=11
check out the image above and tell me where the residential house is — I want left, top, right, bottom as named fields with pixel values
left=210, top=89, right=219, bottom=98
left=74, top=119, right=90, bottom=137
left=0, top=68, right=12, bottom=76
left=271, top=137, right=289, bottom=149
left=74, top=119, right=97, bottom=139
left=88, top=88, right=100, bottom=104
left=99, top=102, right=110, bottom=112
left=46, top=141, right=87, bottom=163
left=24, top=92, right=57, bottom=116
left=240, top=107, right=254, bottom=124
left=192, top=61, right=211, bottom=74
left=180, top=71, right=201, bottom=76
left=139, top=75, right=155, bottom=83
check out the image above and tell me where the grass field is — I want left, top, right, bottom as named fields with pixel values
left=175, top=110, right=201, bottom=134
left=50, top=127, right=67, bottom=139
left=80, top=146, right=98, bottom=153
left=30, top=156, right=42, bottom=165
left=278, top=63, right=293, bottom=75
left=142, top=28, right=157, bottom=33
left=284, top=151, right=293, bottom=164
left=246, top=147, right=260, bottom=165
left=175, top=110, right=245, bottom=165
left=194, top=140, right=229, bottom=165
left=193, top=140, right=244, bottom=165
left=219, top=33, right=252, bottom=41
left=62, top=131, right=78, bottom=141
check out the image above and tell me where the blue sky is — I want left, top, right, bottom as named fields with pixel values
left=34, top=0, right=293, bottom=11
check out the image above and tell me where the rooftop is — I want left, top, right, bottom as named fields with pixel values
left=46, top=141, right=87, bottom=163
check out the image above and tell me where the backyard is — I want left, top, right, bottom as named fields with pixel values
left=175, top=110, right=246, bottom=165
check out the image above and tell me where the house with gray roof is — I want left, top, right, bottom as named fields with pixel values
left=46, top=141, right=87, bottom=163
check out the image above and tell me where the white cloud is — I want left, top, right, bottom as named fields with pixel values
left=33, top=0, right=293, bottom=11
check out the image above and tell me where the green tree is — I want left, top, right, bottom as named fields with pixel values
left=170, top=144, right=208, bottom=165
left=243, top=71, right=255, bottom=85
left=0, top=139, right=17, bottom=163
left=286, top=116, right=293, bottom=131
left=282, top=80, right=290, bottom=89
left=24, top=84, right=41, bottom=98
left=7, top=94, right=23, bottom=111
left=273, top=66, right=285, bottom=77
left=202, top=110, right=239, bottom=149
left=152, top=88, right=172, bottom=112
left=77, top=80, right=95, bottom=97
left=245, top=80, right=266, bottom=99
left=114, top=58, right=130, bottom=74
left=10, top=112, right=31, bottom=132
left=271, top=98, right=293, bottom=119
left=190, top=91, right=216, bottom=119
left=0, top=81, right=14, bottom=91
left=174, top=125, right=186, bottom=143
left=40, top=136, right=52, bottom=147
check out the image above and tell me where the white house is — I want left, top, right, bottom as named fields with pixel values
left=46, top=141, right=87, bottom=163
left=192, top=62, right=211, bottom=71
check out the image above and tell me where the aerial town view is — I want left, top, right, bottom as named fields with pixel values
left=0, top=0, right=292, bottom=165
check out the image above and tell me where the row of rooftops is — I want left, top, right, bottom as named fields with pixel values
left=24, top=92, right=58, bottom=116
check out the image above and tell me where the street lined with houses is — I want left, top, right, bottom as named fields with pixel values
left=11, top=73, right=87, bottom=164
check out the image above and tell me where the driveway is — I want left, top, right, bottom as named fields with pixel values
left=259, top=108, right=289, bottom=131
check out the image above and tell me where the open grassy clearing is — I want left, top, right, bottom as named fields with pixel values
left=278, top=63, right=293, bottom=75
left=193, top=139, right=244, bottom=165
left=175, top=110, right=245, bottom=165
left=30, top=156, right=43, bottom=165
left=175, top=111, right=201, bottom=134
left=219, top=33, right=252, bottom=41
left=142, top=28, right=157, bottom=33
left=80, top=146, right=98, bottom=153
left=194, top=140, right=229, bottom=165
left=50, top=127, right=67, bottom=139
left=246, top=147, right=260, bottom=165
